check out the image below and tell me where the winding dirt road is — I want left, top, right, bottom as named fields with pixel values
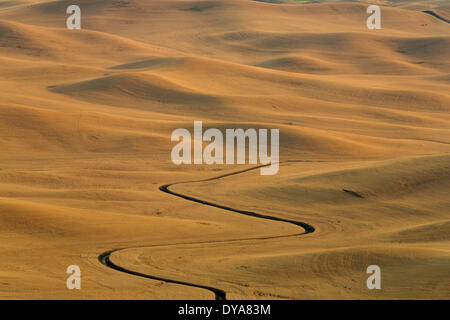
left=423, top=10, right=450, bottom=24
left=98, top=162, right=315, bottom=300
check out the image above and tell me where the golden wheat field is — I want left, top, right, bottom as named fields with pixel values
left=0, top=0, right=449, bottom=300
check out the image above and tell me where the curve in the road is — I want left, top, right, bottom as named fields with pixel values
left=99, top=249, right=227, bottom=300
left=99, top=162, right=315, bottom=300
left=423, top=10, right=450, bottom=24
